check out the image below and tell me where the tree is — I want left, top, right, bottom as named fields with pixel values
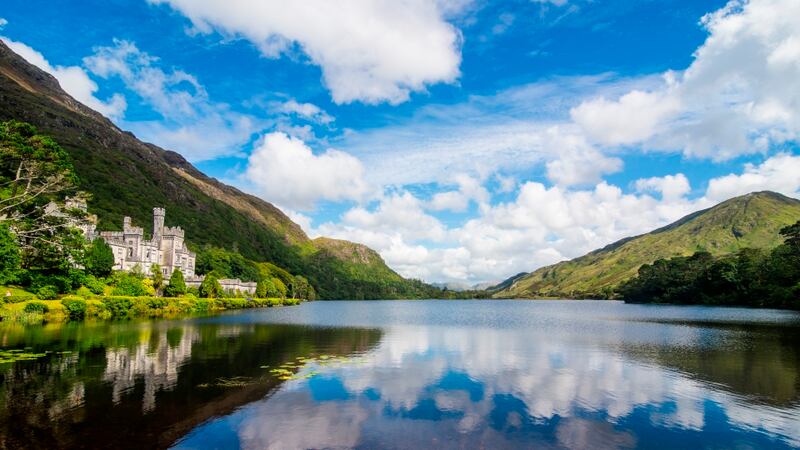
left=256, top=278, right=271, bottom=298
left=0, top=121, right=86, bottom=267
left=150, top=264, right=164, bottom=296
left=111, top=271, right=147, bottom=296
left=199, top=273, right=223, bottom=298
left=291, top=275, right=313, bottom=299
left=0, top=223, right=20, bottom=284
left=780, top=221, right=800, bottom=249
left=164, top=269, right=186, bottom=297
left=85, top=238, right=114, bottom=277
left=272, top=277, right=287, bottom=299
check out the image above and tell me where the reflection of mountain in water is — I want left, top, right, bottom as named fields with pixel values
left=618, top=320, right=800, bottom=406
left=0, top=321, right=382, bottom=449
left=178, top=325, right=800, bottom=449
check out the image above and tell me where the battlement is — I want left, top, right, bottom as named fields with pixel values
left=123, top=225, right=144, bottom=236
left=100, top=231, right=124, bottom=242
left=98, top=206, right=196, bottom=278
left=162, top=226, right=184, bottom=237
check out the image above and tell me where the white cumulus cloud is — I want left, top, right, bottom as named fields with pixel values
left=571, top=0, right=800, bottom=159
left=705, top=154, right=800, bottom=201
left=635, top=174, right=691, bottom=201
left=1, top=37, right=127, bottom=119
left=245, top=132, right=369, bottom=210
left=147, top=0, right=465, bottom=104
left=84, top=39, right=259, bottom=161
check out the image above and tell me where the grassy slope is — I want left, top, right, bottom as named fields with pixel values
left=0, top=41, right=423, bottom=299
left=494, top=192, right=800, bottom=298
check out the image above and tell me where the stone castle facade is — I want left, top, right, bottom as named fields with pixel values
left=48, top=200, right=257, bottom=295
left=99, top=208, right=196, bottom=278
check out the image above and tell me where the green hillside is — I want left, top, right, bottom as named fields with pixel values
left=493, top=191, right=800, bottom=298
left=0, top=41, right=436, bottom=300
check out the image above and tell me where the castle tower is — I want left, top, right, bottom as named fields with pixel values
left=152, top=207, right=165, bottom=242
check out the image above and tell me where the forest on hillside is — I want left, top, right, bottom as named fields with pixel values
left=619, top=221, right=800, bottom=309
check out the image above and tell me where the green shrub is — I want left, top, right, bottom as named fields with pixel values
left=193, top=299, right=212, bottom=312
left=199, top=274, right=224, bottom=298
left=111, top=273, right=147, bottom=297
left=164, top=269, right=187, bottom=297
left=4, top=294, right=34, bottom=304
left=85, top=275, right=107, bottom=295
left=36, top=285, right=58, bottom=300
left=76, top=286, right=93, bottom=298
left=85, top=300, right=109, bottom=319
left=218, top=297, right=248, bottom=309
left=147, top=297, right=168, bottom=309
left=102, top=296, right=134, bottom=318
left=24, top=301, right=49, bottom=314
left=61, top=297, right=87, bottom=320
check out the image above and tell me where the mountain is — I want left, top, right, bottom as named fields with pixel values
left=493, top=191, right=800, bottom=298
left=0, top=41, right=434, bottom=299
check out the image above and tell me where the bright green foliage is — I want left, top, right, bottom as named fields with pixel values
left=196, top=247, right=259, bottom=282
left=83, top=275, right=106, bottom=295
left=0, top=121, right=85, bottom=273
left=102, top=296, right=134, bottom=318
left=85, top=238, right=115, bottom=277
left=111, top=272, right=147, bottom=297
left=272, top=277, right=287, bottom=299
left=256, top=279, right=269, bottom=298
left=199, top=273, right=224, bottom=298
left=290, top=275, right=316, bottom=300
left=23, top=301, right=49, bottom=313
left=150, top=264, right=164, bottom=295
left=36, top=285, right=58, bottom=300
left=164, top=268, right=186, bottom=297
left=0, top=224, right=20, bottom=284
left=619, top=221, right=800, bottom=309
left=61, top=297, right=87, bottom=319
left=495, top=192, right=800, bottom=299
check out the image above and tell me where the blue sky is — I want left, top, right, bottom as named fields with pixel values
left=2, top=0, right=799, bottom=284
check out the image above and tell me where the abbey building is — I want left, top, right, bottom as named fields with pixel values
left=98, top=208, right=197, bottom=278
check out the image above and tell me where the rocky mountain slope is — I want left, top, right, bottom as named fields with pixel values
left=493, top=191, right=800, bottom=298
left=0, top=40, right=432, bottom=299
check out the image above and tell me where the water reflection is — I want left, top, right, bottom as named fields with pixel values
left=0, top=319, right=382, bottom=448
left=0, top=301, right=799, bottom=449
left=176, top=302, right=800, bottom=449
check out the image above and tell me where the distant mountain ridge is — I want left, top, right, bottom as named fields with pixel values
left=493, top=191, right=800, bottom=298
left=0, top=40, right=434, bottom=299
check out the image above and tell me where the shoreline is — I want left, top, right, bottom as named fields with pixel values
left=0, top=295, right=304, bottom=325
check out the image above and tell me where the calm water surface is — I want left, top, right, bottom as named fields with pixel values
left=1, top=300, right=799, bottom=449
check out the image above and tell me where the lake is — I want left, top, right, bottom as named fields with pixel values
left=1, top=300, right=799, bottom=449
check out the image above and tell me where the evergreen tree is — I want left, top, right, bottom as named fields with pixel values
left=85, top=238, right=115, bottom=277
left=164, top=268, right=186, bottom=297
left=150, top=264, right=164, bottom=296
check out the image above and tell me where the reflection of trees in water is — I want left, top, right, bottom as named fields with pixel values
left=0, top=321, right=383, bottom=449
left=619, top=322, right=800, bottom=405
left=210, top=325, right=800, bottom=449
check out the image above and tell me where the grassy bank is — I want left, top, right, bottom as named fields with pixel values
left=0, top=288, right=303, bottom=324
